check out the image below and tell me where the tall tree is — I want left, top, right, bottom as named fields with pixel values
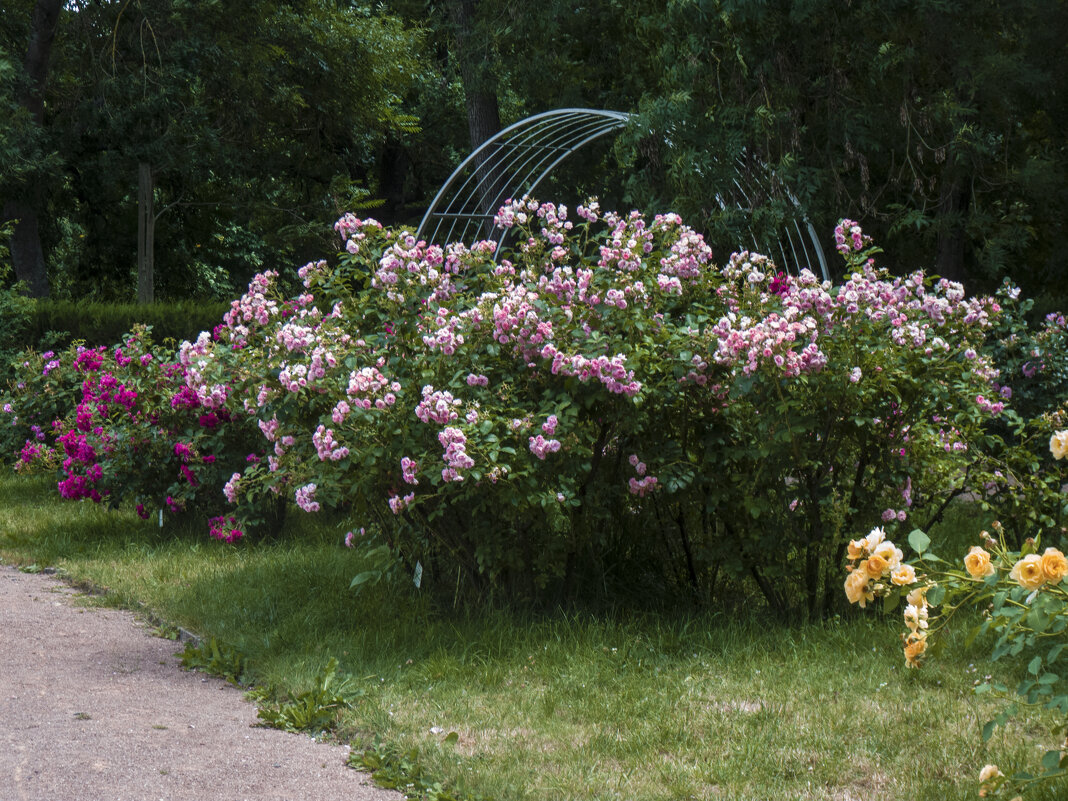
left=623, top=0, right=1068, bottom=295
left=1, top=0, right=62, bottom=297
left=17, top=0, right=424, bottom=300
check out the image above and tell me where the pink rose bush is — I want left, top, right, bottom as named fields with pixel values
left=0, top=201, right=1037, bottom=608
left=144, top=200, right=1007, bottom=608
left=5, top=326, right=258, bottom=538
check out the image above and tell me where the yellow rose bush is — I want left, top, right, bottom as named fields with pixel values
left=845, top=431, right=1068, bottom=797
left=843, top=526, right=931, bottom=666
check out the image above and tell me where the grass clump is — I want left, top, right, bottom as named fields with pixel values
left=0, top=473, right=1064, bottom=800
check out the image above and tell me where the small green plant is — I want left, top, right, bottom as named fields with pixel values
left=256, top=657, right=362, bottom=733
left=180, top=637, right=250, bottom=686
left=352, top=735, right=486, bottom=801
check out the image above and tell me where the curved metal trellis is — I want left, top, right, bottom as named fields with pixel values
left=416, top=108, right=630, bottom=255
left=417, top=107, right=830, bottom=281
left=714, top=155, right=832, bottom=282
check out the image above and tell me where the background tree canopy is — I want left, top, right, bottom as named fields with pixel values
left=1, top=0, right=1065, bottom=303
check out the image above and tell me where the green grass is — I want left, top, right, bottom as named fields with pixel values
left=1, top=472, right=1064, bottom=800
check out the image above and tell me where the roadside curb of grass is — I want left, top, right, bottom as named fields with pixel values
left=4, top=558, right=204, bottom=646
left=1, top=556, right=489, bottom=801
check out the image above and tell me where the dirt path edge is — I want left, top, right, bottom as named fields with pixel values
left=0, top=563, right=403, bottom=801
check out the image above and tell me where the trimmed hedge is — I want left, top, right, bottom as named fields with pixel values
left=24, top=300, right=230, bottom=349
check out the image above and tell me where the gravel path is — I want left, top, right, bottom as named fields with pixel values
left=0, top=564, right=403, bottom=801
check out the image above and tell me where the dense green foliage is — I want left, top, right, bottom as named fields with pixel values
left=3, top=0, right=1065, bottom=302
left=623, top=0, right=1068, bottom=297
left=0, top=221, right=35, bottom=378
left=23, top=299, right=230, bottom=349
left=2, top=0, right=424, bottom=299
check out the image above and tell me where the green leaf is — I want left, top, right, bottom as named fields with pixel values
left=907, top=529, right=930, bottom=554
left=413, top=561, right=422, bottom=589
left=926, top=584, right=946, bottom=607
left=350, top=571, right=378, bottom=588
left=981, top=720, right=997, bottom=742
left=443, top=731, right=459, bottom=745
left=1029, top=656, right=1043, bottom=675
left=1042, top=749, right=1062, bottom=771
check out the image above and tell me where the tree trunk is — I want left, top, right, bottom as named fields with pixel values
left=136, top=162, right=155, bottom=304
left=2, top=201, right=50, bottom=297
left=445, top=0, right=505, bottom=231
left=377, top=139, right=409, bottom=225
left=935, top=175, right=969, bottom=284
left=21, top=0, right=62, bottom=126
left=2, top=0, right=63, bottom=298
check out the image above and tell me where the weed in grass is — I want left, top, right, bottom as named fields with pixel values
left=180, top=637, right=250, bottom=686
left=353, top=735, right=487, bottom=801
left=256, top=657, right=363, bottom=734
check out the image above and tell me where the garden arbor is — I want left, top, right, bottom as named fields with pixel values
left=417, top=108, right=830, bottom=281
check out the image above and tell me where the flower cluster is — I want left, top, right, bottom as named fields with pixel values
left=312, top=425, right=349, bottom=462
left=295, top=482, right=320, bottom=512
left=844, top=527, right=931, bottom=666
left=1007, top=547, right=1068, bottom=590
left=415, top=386, right=462, bottom=424
left=438, top=427, right=475, bottom=481
left=626, top=454, right=659, bottom=497
left=208, top=515, right=244, bottom=543
left=528, top=434, right=561, bottom=460
left=833, top=219, right=870, bottom=256
left=844, top=527, right=916, bottom=608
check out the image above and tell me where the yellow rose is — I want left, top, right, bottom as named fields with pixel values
left=1009, top=553, right=1045, bottom=590
left=964, top=546, right=996, bottom=579
left=844, top=569, right=872, bottom=607
left=862, top=526, right=886, bottom=551
left=891, top=564, right=917, bottom=586
left=906, top=585, right=928, bottom=607
left=1040, top=547, right=1068, bottom=584
left=903, top=603, right=928, bottom=633
left=873, top=540, right=903, bottom=569
left=903, top=632, right=927, bottom=668
left=978, top=763, right=1004, bottom=797
left=863, top=553, right=890, bottom=579
left=846, top=539, right=867, bottom=560
left=1050, top=429, right=1068, bottom=460
left=978, top=765, right=1002, bottom=783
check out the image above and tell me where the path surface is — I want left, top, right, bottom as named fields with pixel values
left=0, top=564, right=403, bottom=801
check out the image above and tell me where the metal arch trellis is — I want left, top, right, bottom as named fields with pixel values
left=416, top=108, right=630, bottom=256
left=416, top=107, right=830, bottom=282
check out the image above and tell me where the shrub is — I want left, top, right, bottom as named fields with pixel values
left=174, top=203, right=1004, bottom=614
left=3, top=202, right=1026, bottom=615
left=973, top=284, right=1068, bottom=546
left=23, top=299, right=230, bottom=350
left=7, top=326, right=259, bottom=533
left=845, top=427, right=1068, bottom=798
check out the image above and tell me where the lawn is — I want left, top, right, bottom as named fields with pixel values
left=1, top=472, right=1063, bottom=800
